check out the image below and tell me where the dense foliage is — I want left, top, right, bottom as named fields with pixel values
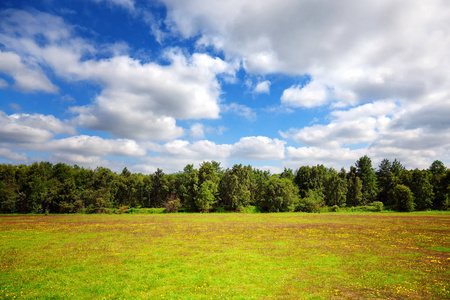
left=0, top=157, right=449, bottom=213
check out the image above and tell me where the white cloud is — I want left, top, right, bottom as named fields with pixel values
left=286, top=146, right=366, bottom=169
left=0, top=9, right=238, bottom=141
left=0, top=148, right=27, bottom=161
left=90, top=0, right=135, bottom=11
left=281, top=81, right=330, bottom=108
left=160, top=0, right=450, bottom=108
left=42, top=135, right=146, bottom=157
left=189, top=123, right=206, bottom=140
left=254, top=80, right=271, bottom=94
left=134, top=136, right=286, bottom=173
left=0, top=51, right=58, bottom=93
left=231, top=136, right=285, bottom=160
left=0, top=78, right=8, bottom=89
left=221, top=103, right=256, bottom=121
left=280, top=100, right=402, bottom=148
left=281, top=117, right=379, bottom=148
left=0, top=111, right=74, bottom=143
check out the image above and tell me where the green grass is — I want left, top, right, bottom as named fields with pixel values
left=1, top=212, right=449, bottom=299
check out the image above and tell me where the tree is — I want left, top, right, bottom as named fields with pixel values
left=324, top=169, right=347, bottom=207
left=261, top=177, right=299, bottom=212
left=219, top=164, right=251, bottom=210
left=196, top=180, right=218, bottom=212
left=429, top=160, right=448, bottom=210
left=0, top=164, right=19, bottom=213
left=297, top=189, right=324, bottom=213
left=250, top=168, right=271, bottom=205
left=294, top=165, right=328, bottom=198
left=150, top=169, right=170, bottom=207
left=377, top=159, right=404, bottom=206
left=179, top=164, right=199, bottom=211
left=389, top=184, right=415, bottom=212
left=405, top=169, right=434, bottom=210
left=347, top=166, right=363, bottom=206
left=279, top=168, right=295, bottom=181
left=355, top=155, right=378, bottom=204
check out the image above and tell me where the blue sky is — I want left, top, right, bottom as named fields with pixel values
left=0, top=0, right=449, bottom=173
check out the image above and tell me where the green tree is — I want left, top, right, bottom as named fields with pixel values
left=389, top=184, right=415, bottom=212
left=355, top=155, right=378, bottom=204
left=179, top=164, right=199, bottom=211
left=219, top=164, right=251, bottom=211
left=279, top=168, right=295, bottom=181
left=347, top=166, right=363, bottom=206
left=324, top=169, right=347, bottom=207
left=0, top=164, right=19, bottom=213
left=150, top=169, right=170, bottom=207
left=297, top=189, right=324, bottom=213
left=196, top=180, right=218, bottom=212
left=429, top=160, right=448, bottom=210
left=405, top=169, right=434, bottom=210
left=250, top=168, right=271, bottom=205
left=294, top=165, right=328, bottom=198
left=261, top=177, right=299, bottom=212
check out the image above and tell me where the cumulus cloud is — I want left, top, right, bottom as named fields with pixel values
left=0, top=51, right=58, bottom=93
left=285, top=146, right=367, bottom=169
left=231, top=136, right=285, bottom=160
left=0, top=9, right=237, bottom=141
left=134, top=136, right=286, bottom=173
left=281, top=81, right=330, bottom=108
left=253, top=80, right=271, bottom=94
left=221, top=103, right=256, bottom=121
left=0, top=111, right=74, bottom=143
left=280, top=100, right=400, bottom=148
left=0, top=148, right=27, bottom=161
left=42, top=135, right=146, bottom=157
left=161, top=0, right=450, bottom=108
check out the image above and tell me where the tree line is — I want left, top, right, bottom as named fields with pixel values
left=0, top=156, right=449, bottom=214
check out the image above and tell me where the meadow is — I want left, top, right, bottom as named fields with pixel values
left=0, top=212, right=449, bottom=299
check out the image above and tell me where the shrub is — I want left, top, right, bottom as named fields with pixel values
left=236, top=205, right=245, bottom=213
left=242, top=206, right=264, bottom=213
left=389, top=184, right=415, bottom=212
left=117, top=206, right=129, bottom=214
left=330, top=205, right=340, bottom=212
left=213, top=206, right=227, bottom=213
left=372, top=201, right=383, bottom=212
left=164, top=195, right=182, bottom=213
left=296, top=189, right=324, bottom=213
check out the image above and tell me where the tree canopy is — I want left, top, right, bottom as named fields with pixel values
left=0, top=157, right=448, bottom=213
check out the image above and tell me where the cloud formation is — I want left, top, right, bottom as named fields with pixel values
left=0, top=2, right=448, bottom=172
left=0, top=9, right=237, bottom=141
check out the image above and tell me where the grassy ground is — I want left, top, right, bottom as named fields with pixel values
left=0, top=212, right=449, bottom=299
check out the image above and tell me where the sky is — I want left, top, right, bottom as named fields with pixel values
left=0, top=0, right=449, bottom=174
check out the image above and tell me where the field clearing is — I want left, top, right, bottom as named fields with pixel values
left=0, top=213, right=449, bottom=299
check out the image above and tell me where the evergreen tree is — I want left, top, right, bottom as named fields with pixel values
left=356, top=155, right=378, bottom=204
left=347, top=166, right=363, bottom=206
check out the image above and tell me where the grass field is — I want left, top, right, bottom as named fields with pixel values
left=1, top=212, right=449, bottom=299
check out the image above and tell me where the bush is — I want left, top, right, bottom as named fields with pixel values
left=389, top=185, right=415, bottom=212
left=236, top=205, right=245, bottom=213
left=128, top=208, right=165, bottom=214
left=372, top=201, right=384, bottom=212
left=117, top=206, right=129, bottom=214
left=244, top=206, right=264, bottom=213
left=164, top=195, right=182, bottom=213
left=296, top=189, right=324, bottom=213
left=330, top=205, right=340, bottom=212
left=213, top=206, right=227, bottom=213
